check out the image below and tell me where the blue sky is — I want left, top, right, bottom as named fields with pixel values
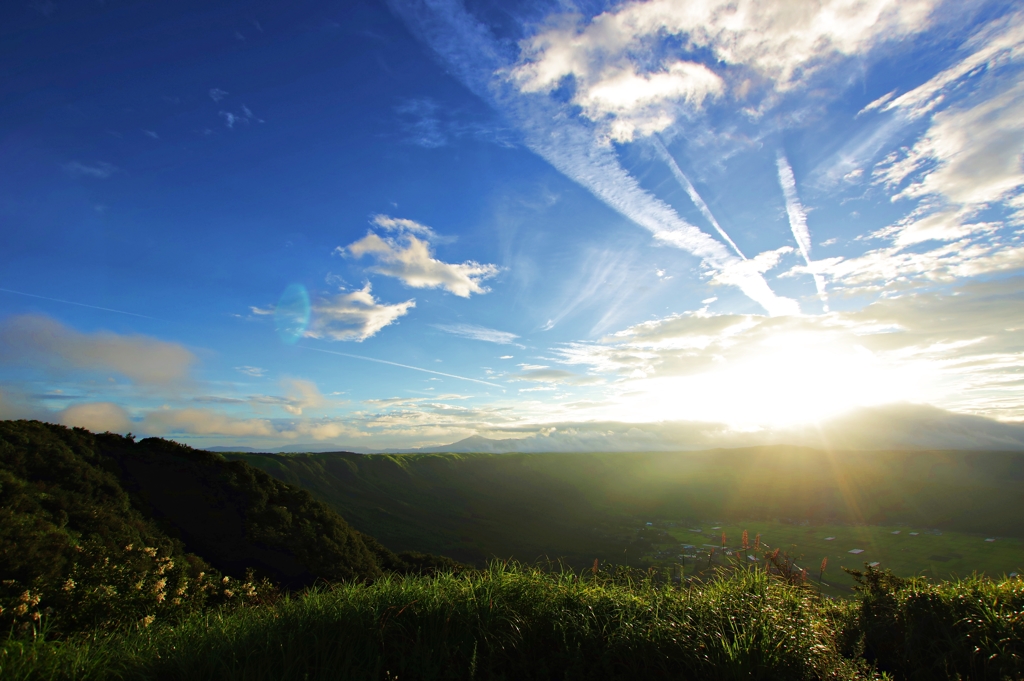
left=2, top=0, right=1024, bottom=451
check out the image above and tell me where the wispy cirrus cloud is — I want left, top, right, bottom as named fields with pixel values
left=387, top=0, right=801, bottom=316
left=776, top=153, right=828, bottom=309
left=508, top=367, right=603, bottom=386
left=433, top=323, right=520, bottom=344
left=849, top=11, right=1024, bottom=275
left=62, top=161, right=117, bottom=179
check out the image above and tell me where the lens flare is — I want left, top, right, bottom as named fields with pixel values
left=274, top=284, right=310, bottom=344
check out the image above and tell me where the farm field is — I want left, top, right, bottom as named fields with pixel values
left=638, top=520, right=1024, bottom=594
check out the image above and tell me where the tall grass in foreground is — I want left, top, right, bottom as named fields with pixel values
left=2, top=563, right=1021, bottom=680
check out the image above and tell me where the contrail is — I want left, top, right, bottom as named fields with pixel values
left=0, top=287, right=158, bottom=320
left=300, top=345, right=504, bottom=389
left=775, top=153, right=829, bottom=310
left=653, top=137, right=746, bottom=260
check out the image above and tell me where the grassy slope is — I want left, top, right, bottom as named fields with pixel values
left=3, top=564, right=1022, bottom=681
left=226, top=447, right=1024, bottom=569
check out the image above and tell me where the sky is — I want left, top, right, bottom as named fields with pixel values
left=2, top=0, right=1024, bottom=451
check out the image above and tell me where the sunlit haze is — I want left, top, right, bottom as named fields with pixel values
left=2, top=0, right=1024, bottom=451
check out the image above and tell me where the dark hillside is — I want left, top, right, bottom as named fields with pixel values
left=224, top=451, right=624, bottom=566
left=0, top=421, right=457, bottom=635
left=0, top=421, right=199, bottom=595
left=227, top=447, right=1024, bottom=567
left=102, top=435, right=382, bottom=588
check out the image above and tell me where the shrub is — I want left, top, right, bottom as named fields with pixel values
left=848, top=564, right=1023, bottom=680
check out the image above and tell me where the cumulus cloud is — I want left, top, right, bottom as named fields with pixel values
left=143, top=408, right=276, bottom=437
left=433, top=323, right=519, bottom=344
left=58, top=402, right=132, bottom=433
left=0, top=314, right=195, bottom=384
left=306, top=283, right=415, bottom=342
left=345, top=230, right=499, bottom=297
left=65, top=404, right=359, bottom=442
left=371, top=214, right=441, bottom=240
left=511, top=0, right=937, bottom=137
left=279, top=378, right=326, bottom=415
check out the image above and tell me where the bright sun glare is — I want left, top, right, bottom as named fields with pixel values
left=607, top=331, right=929, bottom=428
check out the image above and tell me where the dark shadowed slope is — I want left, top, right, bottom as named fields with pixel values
left=227, top=447, right=1024, bottom=567
left=0, top=420, right=459, bottom=635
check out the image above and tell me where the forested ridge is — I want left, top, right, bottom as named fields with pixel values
left=0, top=420, right=457, bottom=636
left=225, top=446, right=1024, bottom=568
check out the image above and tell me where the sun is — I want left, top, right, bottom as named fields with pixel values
left=603, top=330, right=929, bottom=428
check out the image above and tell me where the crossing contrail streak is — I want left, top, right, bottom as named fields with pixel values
left=0, top=287, right=158, bottom=320
left=300, top=345, right=504, bottom=389
left=775, top=153, right=829, bottom=310
left=653, top=137, right=746, bottom=260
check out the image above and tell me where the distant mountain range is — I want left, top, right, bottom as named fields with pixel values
left=206, top=434, right=530, bottom=455
left=206, top=404, right=1024, bottom=455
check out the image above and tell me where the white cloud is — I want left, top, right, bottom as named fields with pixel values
left=889, top=209, right=1000, bottom=247
left=776, top=153, right=828, bottom=307
left=653, top=137, right=745, bottom=258
left=523, top=117, right=799, bottom=315
left=235, top=365, right=267, bottom=377
left=801, top=237, right=1024, bottom=291
left=862, top=13, right=1024, bottom=257
left=512, top=0, right=937, bottom=116
left=509, top=368, right=603, bottom=385
left=209, top=88, right=229, bottom=102
left=549, top=277, right=1024, bottom=423
left=371, top=214, right=440, bottom=240
left=433, top=323, right=519, bottom=344
left=0, top=314, right=195, bottom=384
left=345, top=232, right=499, bottom=297
left=58, top=402, right=132, bottom=433
left=279, top=378, right=327, bottom=415
left=62, top=161, right=117, bottom=179
left=880, top=11, right=1024, bottom=120
left=388, top=0, right=800, bottom=317
left=143, top=408, right=277, bottom=437
left=306, top=283, right=415, bottom=342
left=889, top=80, right=1024, bottom=207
